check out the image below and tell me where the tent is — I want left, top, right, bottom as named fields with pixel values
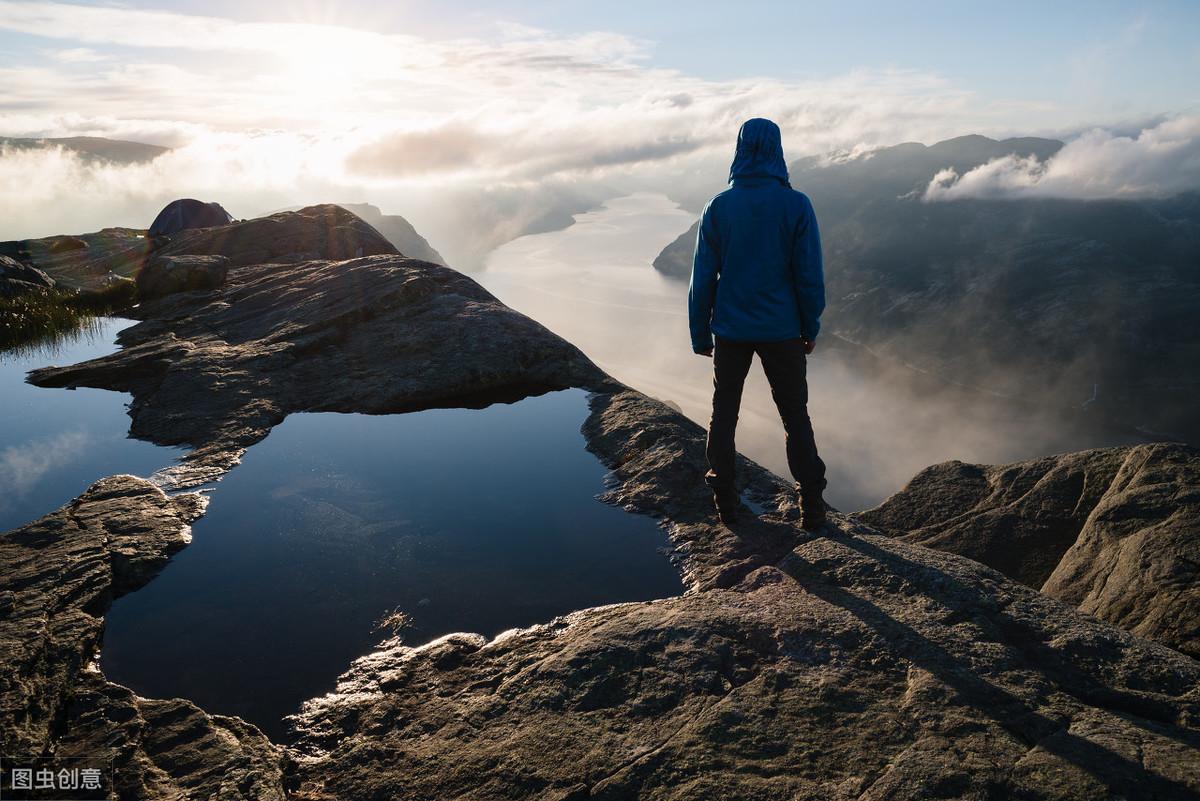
left=148, top=199, right=234, bottom=237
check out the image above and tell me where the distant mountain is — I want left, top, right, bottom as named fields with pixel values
left=334, top=203, right=446, bottom=266
left=0, top=136, right=168, bottom=164
left=653, top=134, right=1200, bottom=442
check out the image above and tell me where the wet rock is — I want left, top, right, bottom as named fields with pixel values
left=30, top=254, right=606, bottom=487
left=858, top=444, right=1200, bottom=658
left=287, top=391, right=1200, bottom=800
left=0, top=475, right=199, bottom=752
left=56, top=673, right=284, bottom=801
left=136, top=254, right=230, bottom=299
left=0, top=475, right=283, bottom=799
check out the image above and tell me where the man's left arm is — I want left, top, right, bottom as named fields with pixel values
left=791, top=195, right=825, bottom=350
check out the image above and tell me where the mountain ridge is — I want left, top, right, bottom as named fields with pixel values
left=652, top=134, right=1200, bottom=442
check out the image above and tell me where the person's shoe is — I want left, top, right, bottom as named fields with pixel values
left=713, top=489, right=741, bottom=524
left=798, top=483, right=828, bottom=531
left=704, top=470, right=741, bottom=524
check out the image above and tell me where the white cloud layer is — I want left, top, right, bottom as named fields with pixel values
left=924, top=116, right=1200, bottom=201
left=0, top=1, right=1195, bottom=264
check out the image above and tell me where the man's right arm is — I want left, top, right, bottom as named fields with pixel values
left=791, top=194, right=825, bottom=344
left=688, top=200, right=721, bottom=354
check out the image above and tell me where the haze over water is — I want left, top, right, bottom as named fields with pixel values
left=478, top=193, right=1144, bottom=511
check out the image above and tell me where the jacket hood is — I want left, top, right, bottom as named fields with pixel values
left=728, top=118, right=790, bottom=186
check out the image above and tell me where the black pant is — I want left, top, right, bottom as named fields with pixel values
left=705, top=335, right=826, bottom=495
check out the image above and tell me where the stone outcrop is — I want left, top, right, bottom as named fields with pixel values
left=858, top=444, right=1200, bottom=658
left=151, top=204, right=398, bottom=267
left=1, top=228, right=151, bottom=291
left=136, top=254, right=230, bottom=299
left=0, top=204, right=400, bottom=292
left=0, top=253, right=56, bottom=297
left=29, top=253, right=603, bottom=487
left=0, top=475, right=283, bottom=798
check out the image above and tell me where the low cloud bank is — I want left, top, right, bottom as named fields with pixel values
left=924, top=115, right=1200, bottom=201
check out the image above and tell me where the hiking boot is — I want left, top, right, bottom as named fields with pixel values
left=703, top=471, right=741, bottom=524
left=712, top=488, right=741, bottom=524
left=798, top=483, right=828, bottom=531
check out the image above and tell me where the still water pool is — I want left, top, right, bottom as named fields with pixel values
left=101, top=388, right=681, bottom=741
left=0, top=318, right=181, bottom=532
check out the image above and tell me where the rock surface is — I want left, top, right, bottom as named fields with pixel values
left=0, top=204, right=401, bottom=292
left=0, top=475, right=283, bottom=798
left=30, top=253, right=603, bottom=487
left=152, top=204, right=397, bottom=267
left=136, top=253, right=230, bottom=299
left=859, top=444, right=1200, bottom=659
left=4, top=205, right=1199, bottom=799
left=286, top=390, right=1200, bottom=800
left=0, top=253, right=56, bottom=296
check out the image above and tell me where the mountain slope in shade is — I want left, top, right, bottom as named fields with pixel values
left=336, top=203, right=447, bottom=266
left=0, top=136, right=169, bottom=164
left=652, top=134, right=1200, bottom=442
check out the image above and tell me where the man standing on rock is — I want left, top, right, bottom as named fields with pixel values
left=689, top=117, right=827, bottom=529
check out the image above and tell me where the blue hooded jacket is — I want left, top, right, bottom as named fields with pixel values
left=688, top=118, right=825, bottom=353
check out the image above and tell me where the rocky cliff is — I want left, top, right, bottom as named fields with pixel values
left=858, top=444, right=1200, bottom=659
left=3, top=205, right=1199, bottom=799
left=334, top=202, right=447, bottom=266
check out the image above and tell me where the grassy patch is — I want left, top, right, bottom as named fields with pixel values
left=0, top=281, right=137, bottom=355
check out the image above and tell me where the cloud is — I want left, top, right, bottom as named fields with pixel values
left=46, top=47, right=105, bottom=62
left=346, top=122, right=495, bottom=177
left=0, top=4, right=1006, bottom=267
left=2, top=1, right=1187, bottom=266
left=924, top=115, right=1200, bottom=200
left=0, top=429, right=90, bottom=496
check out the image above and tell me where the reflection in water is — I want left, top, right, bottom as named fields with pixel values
left=478, top=193, right=1144, bottom=511
left=101, top=388, right=681, bottom=742
left=0, top=317, right=181, bottom=532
